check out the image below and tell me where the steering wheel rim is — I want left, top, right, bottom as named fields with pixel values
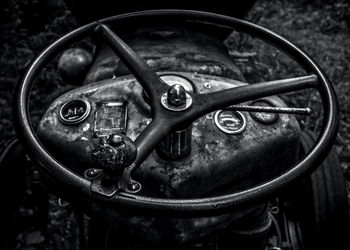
left=14, top=10, right=338, bottom=216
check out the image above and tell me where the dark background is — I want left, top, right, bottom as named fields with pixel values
left=0, top=0, right=349, bottom=249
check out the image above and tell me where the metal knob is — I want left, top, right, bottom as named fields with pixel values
left=58, top=48, right=92, bottom=85
left=92, top=133, right=137, bottom=181
left=167, top=84, right=187, bottom=107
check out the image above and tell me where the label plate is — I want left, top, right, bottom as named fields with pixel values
left=94, top=101, right=127, bottom=136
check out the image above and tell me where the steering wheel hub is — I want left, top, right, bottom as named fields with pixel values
left=161, top=84, right=193, bottom=111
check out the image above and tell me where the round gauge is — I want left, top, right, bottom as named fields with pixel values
left=250, top=100, right=278, bottom=125
left=59, top=99, right=91, bottom=125
left=214, top=110, right=247, bottom=134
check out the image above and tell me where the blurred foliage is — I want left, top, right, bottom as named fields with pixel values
left=291, top=0, right=350, bottom=29
left=0, top=0, right=78, bottom=138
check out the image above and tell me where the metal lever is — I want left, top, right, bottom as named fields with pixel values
left=230, top=105, right=311, bottom=115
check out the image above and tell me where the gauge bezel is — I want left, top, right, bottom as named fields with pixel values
left=214, top=109, right=247, bottom=134
left=250, top=99, right=279, bottom=125
left=59, top=99, right=91, bottom=125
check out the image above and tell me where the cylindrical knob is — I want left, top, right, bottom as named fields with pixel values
left=156, top=126, right=192, bottom=160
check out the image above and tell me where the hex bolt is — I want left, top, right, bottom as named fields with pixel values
left=84, top=168, right=100, bottom=179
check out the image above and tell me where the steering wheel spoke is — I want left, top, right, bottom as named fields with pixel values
left=134, top=117, right=173, bottom=167
left=118, top=116, right=174, bottom=190
left=190, top=75, right=318, bottom=118
left=96, top=24, right=168, bottom=109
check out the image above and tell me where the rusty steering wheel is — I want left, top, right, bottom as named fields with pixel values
left=14, top=10, right=338, bottom=216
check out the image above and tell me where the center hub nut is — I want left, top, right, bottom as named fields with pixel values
left=167, top=84, right=187, bottom=107
left=161, top=84, right=192, bottom=111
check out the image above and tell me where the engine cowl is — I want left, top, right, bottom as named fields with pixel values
left=37, top=72, right=300, bottom=198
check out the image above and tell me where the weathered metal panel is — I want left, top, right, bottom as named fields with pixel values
left=38, top=72, right=300, bottom=198
left=37, top=71, right=300, bottom=244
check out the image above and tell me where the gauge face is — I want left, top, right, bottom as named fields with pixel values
left=214, top=110, right=247, bottom=134
left=59, top=99, right=91, bottom=125
left=250, top=100, right=278, bottom=124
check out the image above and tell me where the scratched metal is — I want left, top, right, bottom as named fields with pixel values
left=37, top=71, right=300, bottom=244
left=38, top=71, right=300, bottom=195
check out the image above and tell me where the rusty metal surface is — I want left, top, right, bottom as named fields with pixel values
left=37, top=72, right=300, bottom=243
left=37, top=71, right=300, bottom=196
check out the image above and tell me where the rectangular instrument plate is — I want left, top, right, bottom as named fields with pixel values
left=93, top=101, right=127, bottom=136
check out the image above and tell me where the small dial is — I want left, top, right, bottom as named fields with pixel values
left=214, top=110, right=247, bottom=134
left=59, top=99, right=91, bottom=125
left=250, top=100, right=278, bottom=125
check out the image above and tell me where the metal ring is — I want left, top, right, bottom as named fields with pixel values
left=214, top=110, right=247, bottom=134
left=58, top=99, right=91, bottom=125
